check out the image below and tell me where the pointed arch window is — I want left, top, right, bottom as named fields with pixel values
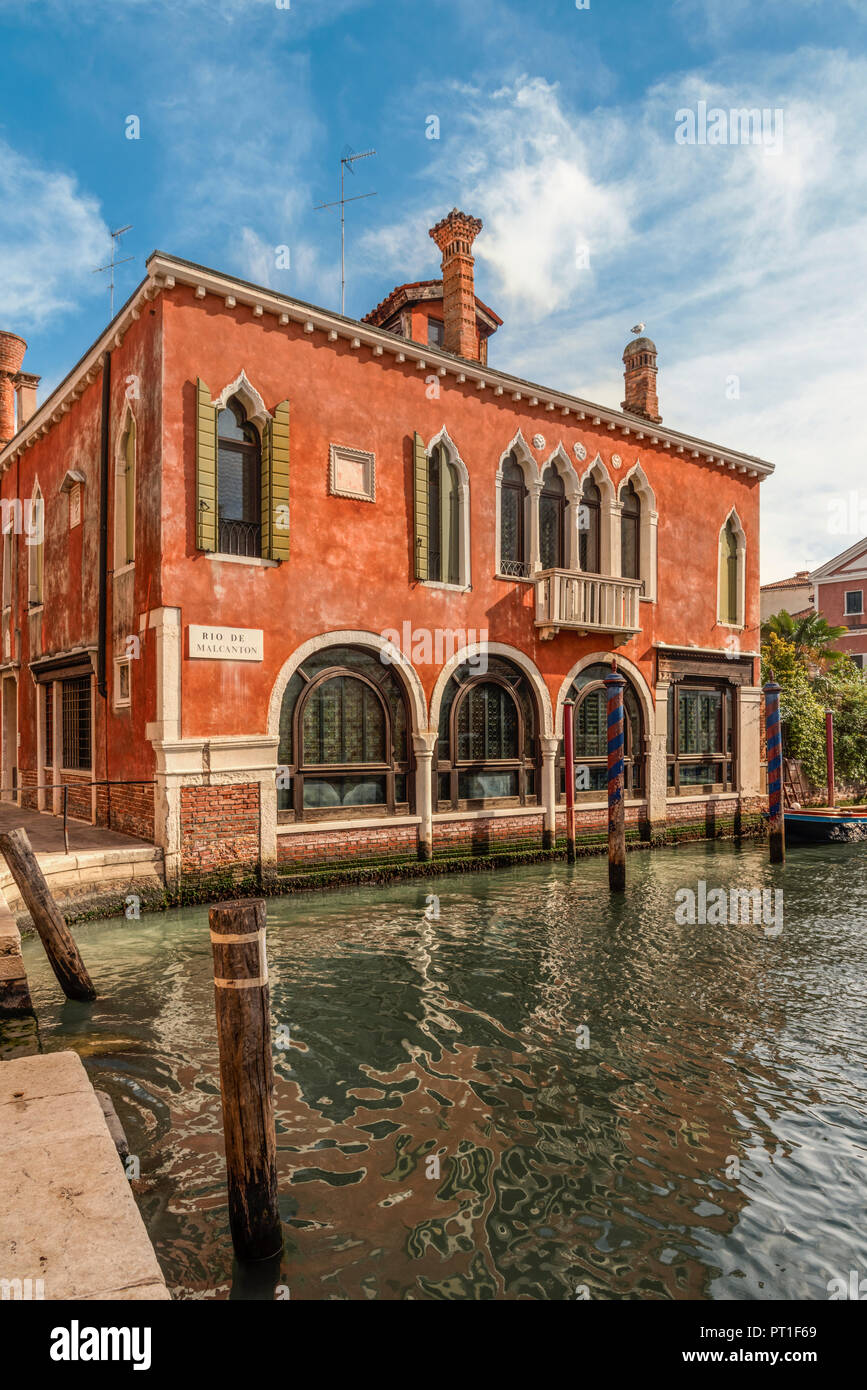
left=114, top=416, right=136, bottom=568
left=718, top=515, right=744, bottom=626
left=620, top=479, right=640, bottom=581
left=539, top=463, right=567, bottom=570
left=28, top=485, right=44, bottom=607
left=427, top=442, right=461, bottom=584
left=578, top=477, right=600, bottom=574
left=499, top=453, right=529, bottom=577
left=217, top=398, right=262, bottom=557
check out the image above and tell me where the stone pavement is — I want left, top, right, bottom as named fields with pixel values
left=0, top=799, right=153, bottom=854
left=0, top=1050, right=170, bottom=1299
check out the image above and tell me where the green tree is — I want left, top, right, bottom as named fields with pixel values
left=761, top=609, right=849, bottom=668
left=761, top=634, right=826, bottom=785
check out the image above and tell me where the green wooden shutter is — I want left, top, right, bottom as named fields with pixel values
left=196, top=379, right=217, bottom=552
left=260, top=416, right=272, bottom=558
left=269, top=400, right=290, bottom=561
left=413, top=431, right=429, bottom=580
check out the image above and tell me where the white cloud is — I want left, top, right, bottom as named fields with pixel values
left=0, top=139, right=110, bottom=325
left=358, top=55, right=867, bottom=581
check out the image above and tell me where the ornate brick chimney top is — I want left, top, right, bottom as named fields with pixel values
left=622, top=335, right=662, bottom=424
left=0, top=330, right=28, bottom=447
left=429, top=209, right=484, bottom=361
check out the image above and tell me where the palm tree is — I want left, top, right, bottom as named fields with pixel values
left=761, top=609, right=849, bottom=667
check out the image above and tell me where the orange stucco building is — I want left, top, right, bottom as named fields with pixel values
left=0, top=209, right=773, bottom=892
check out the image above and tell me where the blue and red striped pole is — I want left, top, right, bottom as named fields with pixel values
left=764, top=677, right=785, bottom=863
left=604, top=666, right=627, bottom=892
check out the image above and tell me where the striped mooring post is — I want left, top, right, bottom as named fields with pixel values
left=764, top=678, right=785, bottom=864
left=604, top=667, right=627, bottom=892
left=563, top=699, right=576, bottom=864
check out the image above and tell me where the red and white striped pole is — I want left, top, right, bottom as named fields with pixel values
left=764, top=678, right=785, bottom=864
left=564, top=699, right=576, bottom=863
left=604, top=666, right=627, bottom=892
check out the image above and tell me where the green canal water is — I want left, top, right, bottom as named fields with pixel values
left=18, top=840, right=867, bottom=1300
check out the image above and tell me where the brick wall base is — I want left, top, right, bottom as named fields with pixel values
left=180, top=782, right=261, bottom=895
left=270, top=798, right=767, bottom=880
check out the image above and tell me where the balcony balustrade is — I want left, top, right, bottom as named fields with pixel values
left=534, top=569, right=642, bottom=642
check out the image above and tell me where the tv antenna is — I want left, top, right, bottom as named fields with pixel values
left=92, top=225, right=135, bottom=319
left=315, top=148, right=377, bottom=315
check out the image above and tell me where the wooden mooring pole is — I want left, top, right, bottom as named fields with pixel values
left=605, top=667, right=627, bottom=892
left=209, top=898, right=283, bottom=1262
left=825, top=709, right=836, bottom=809
left=564, top=699, right=576, bottom=863
left=764, top=678, right=785, bottom=864
left=0, top=827, right=96, bottom=1001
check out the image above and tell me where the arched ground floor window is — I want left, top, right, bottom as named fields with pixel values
left=558, top=662, right=644, bottom=798
left=667, top=681, right=736, bottom=793
left=277, top=645, right=412, bottom=820
left=436, top=656, right=540, bottom=809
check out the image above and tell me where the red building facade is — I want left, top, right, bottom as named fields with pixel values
left=810, top=538, right=867, bottom=670
left=0, top=210, right=773, bottom=892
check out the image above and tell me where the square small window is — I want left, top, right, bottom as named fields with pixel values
left=69, top=484, right=82, bottom=530
left=114, top=656, right=131, bottom=709
left=329, top=444, right=376, bottom=502
left=845, top=590, right=863, bottom=616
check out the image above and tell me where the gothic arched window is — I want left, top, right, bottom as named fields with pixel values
left=500, top=453, right=529, bottom=577
left=217, top=398, right=262, bottom=557
left=579, top=477, right=600, bottom=574
left=620, top=480, right=641, bottom=581
left=539, top=463, right=567, bottom=570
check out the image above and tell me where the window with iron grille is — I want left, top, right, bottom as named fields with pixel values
left=62, top=675, right=91, bottom=770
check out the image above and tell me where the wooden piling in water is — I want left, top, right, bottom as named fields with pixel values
left=209, top=897, right=283, bottom=1263
left=764, top=678, right=785, bottom=864
left=0, top=827, right=96, bottom=1001
left=604, top=667, right=627, bottom=893
left=564, top=699, right=576, bottom=863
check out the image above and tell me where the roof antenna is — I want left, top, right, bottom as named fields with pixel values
left=92, top=225, right=135, bottom=320
left=314, top=148, right=377, bottom=315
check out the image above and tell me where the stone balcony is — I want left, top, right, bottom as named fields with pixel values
left=534, top=569, right=642, bottom=642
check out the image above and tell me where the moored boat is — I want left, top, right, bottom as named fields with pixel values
left=785, top=808, right=867, bottom=843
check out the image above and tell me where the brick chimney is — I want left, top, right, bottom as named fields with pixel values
left=0, top=330, right=28, bottom=447
left=14, top=372, right=40, bottom=429
left=429, top=208, right=483, bottom=361
left=622, top=335, right=662, bottom=424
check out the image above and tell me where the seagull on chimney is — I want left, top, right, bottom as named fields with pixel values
left=631, top=322, right=646, bottom=335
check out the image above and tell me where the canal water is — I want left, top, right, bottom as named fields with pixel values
left=19, top=840, right=867, bottom=1300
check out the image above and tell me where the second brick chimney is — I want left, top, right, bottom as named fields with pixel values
left=0, top=329, right=28, bottom=447
left=622, top=335, right=662, bottom=423
left=429, top=208, right=483, bottom=361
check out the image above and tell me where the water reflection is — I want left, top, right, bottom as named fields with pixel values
left=19, top=841, right=867, bottom=1301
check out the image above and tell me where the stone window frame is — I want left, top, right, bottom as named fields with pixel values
left=717, top=507, right=747, bottom=629
left=421, top=426, right=471, bottom=592
left=329, top=444, right=376, bottom=503
left=113, top=654, right=132, bottom=710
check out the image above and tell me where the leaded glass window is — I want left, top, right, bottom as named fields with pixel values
left=539, top=464, right=566, bottom=570
left=277, top=646, right=412, bottom=820
left=437, top=657, right=539, bottom=809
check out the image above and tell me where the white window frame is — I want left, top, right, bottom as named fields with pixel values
left=113, top=655, right=132, bottom=709
left=844, top=589, right=863, bottom=616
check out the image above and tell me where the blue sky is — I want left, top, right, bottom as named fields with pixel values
left=2, top=0, right=866, bottom=581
